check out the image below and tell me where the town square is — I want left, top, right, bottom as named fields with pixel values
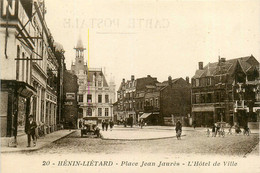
left=0, top=0, right=259, bottom=173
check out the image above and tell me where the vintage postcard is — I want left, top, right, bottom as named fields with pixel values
left=0, top=0, right=259, bottom=173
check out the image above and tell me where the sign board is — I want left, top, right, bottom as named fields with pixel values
left=66, top=93, right=75, bottom=100
left=1, top=0, right=18, bottom=20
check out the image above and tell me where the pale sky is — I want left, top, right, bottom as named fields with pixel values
left=44, top=0, right=260, bottom=89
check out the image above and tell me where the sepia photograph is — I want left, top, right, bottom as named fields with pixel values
left=0, top=0, right=259, bottom=172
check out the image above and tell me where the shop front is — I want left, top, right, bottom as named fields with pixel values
left=0, top=80, right=36, bottom=146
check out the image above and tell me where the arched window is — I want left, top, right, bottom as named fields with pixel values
left=87, top=108, right=92, bottom=116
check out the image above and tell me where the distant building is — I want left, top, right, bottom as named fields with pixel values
left=191, top=56, right=259, bottom=127
left=70, top=37, right=115, bottom=123
left=116, top=75, right=191, bottom=125
left=160, top=77, right=191, bottom=126
left=116, top=75, right=158, bottom=124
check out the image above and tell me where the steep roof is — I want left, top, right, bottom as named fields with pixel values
left=135, top=76, right=158, bottom=91
left=87, top=70, right=109, bottom=87
left=192, top=55, right=259, bottom=79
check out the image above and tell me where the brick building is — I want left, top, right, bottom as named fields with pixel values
left=191, top=56, right=259, bottom=127
left=159, top=77, right=191, bottom=125
left=116, top=75, right=158, bottom=124
left=116, top=75, right=191, bottom=125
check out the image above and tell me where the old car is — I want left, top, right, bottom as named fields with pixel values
left=81, top=117, right=100, bottom=138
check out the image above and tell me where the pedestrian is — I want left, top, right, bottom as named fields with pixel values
left=101, top=119, right=105, bottom=131
left=212, top=123, right=216, bottom=137
left=105, top=120, right=109, bottom=131
left=175, top=120, right=182, bottom=140
left=140, top=119, right=144, bottom=129
left=25, top=115, right=37, bottom=147
left=79, top=119, right=83, bottom=129
left=207, top=128, right=210, bottom=137
left=109, top=119, right=114, bottom=131
left=227, top=124, right=232, bottom=135
left=193, top=120, right=196, bottom=129
left=216, top=123, right=220, bottom=137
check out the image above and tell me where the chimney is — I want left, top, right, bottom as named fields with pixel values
left=199, top=62, right=203, bottom=70
left=147, top=75, right=151, bottom=78
left=186, top=76, right=189, bottom=84
left=131, top=75, right=135, bottom=81
left=221, top=58, right=226, bottom=62
left=168, top=76, right=172, bottom=86
left=122, top=78, right=125, bottom=83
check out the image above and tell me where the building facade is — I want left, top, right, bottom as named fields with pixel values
left=160, top=77, right=191, bottom=126
left=70, top=38, right=115, bottom=123
left=116, top=75, right=158, bottom=124
left=191, top=56, right=259, bottom=127
left=0, top=0, right=65, bottom=146
left=116, top=75, right=191, bottom=126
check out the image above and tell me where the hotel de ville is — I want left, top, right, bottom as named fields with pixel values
left=69, top=37, right=115, bottom=123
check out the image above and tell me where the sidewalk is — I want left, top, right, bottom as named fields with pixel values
left=100, top=126, right=186, bottom=140
left=1, top=130, right=76, bottom=153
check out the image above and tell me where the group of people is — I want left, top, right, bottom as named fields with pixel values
left=207, top=123, right=250, bottom=137
left=101, top=119, right=114, bottom=131
left=209, top=123, right=224, bottom=137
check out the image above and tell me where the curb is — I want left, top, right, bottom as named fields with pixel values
left=100, top=134, right=186, bottom=141
left=1, top=130, right=76, bottom=154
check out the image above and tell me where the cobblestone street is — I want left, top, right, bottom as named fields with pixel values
left=24, top=127, right=259, bottom=157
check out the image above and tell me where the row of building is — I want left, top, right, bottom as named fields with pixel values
left=114, top=75, right=191, bottom=126
left=114, top=56, right=260, bottom=128
left=0, top=0, right=66, bottom=145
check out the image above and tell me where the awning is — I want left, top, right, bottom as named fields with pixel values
left=139, top=113, right=152, bottom=119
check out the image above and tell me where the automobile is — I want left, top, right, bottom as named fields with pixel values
left=81, top=117, right=100, bottom=138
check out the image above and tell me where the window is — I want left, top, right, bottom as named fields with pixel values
left=98, top=108, right=102, bottom=116
left=105, top=108, right=109, bottom=116
left=195, top=79, right=200, bottom=87
left=87, top=108, right=92, bottom=116
left=145, top=99, right=149, bottom=106
left=195, top=94, right=200, bottom=104
left=98, top=81, right=102, bottom=87
left=207, top=93, right=212, bottom=103
left=87, top=94, right=92, bottom=103
left=105, top=95, right=109, bottom=103
left=98, top=95, right=102, bottom=103
left=207, top=78, right=211, bottom=86
left=155, top=98, right=158, bottom=107
left=78, top=94, right=83, bottom=102
left=150, top=99, right=153, bottom=106
left=201, top=94, right=205, bottom=103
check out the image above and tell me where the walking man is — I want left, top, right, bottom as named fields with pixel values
left=101, top=119, right=105, bottom=131
left=109, top=119, right=114, bottom=131
left=25, top=115, right=37, bottom=147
